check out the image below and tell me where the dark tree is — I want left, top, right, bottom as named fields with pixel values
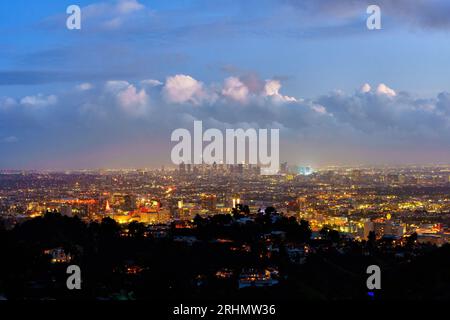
left=406, top=232, right=418, bottom=247
left=128, top=221, right=146, bottom=238
left=367, top=231, right=376, bottom=250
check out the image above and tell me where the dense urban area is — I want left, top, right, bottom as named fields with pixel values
left=1, top=164, right=450, bottom=300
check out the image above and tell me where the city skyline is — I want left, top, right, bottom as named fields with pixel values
left=2, top=163, right=450, bottom=302
left=2, top=0, right=450, bottom=169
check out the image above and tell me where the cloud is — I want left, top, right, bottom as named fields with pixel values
left=81, top=0, right=149, bottom=31
left=0, top=97, right=17, bottom=110
left=116, top=0, right=145, bottom=14
left=116, top=84, right=149, bottom=116
left=360, top=83, right=371, bottom=93
left=77, top=80, right=152, bottom=117
left=376, top=83, right=396, bottom=97
left=141, top=79, right=163, bottom=87
left=436, top=92, right=450, bottom=116
left=311, top=104, right=327, bottom=114
left=264, top=79, right=297, bottom=102
left=358, top=83, right=397, bottom=97
left=316, top=83, right=450, bottom=142
left=163, top=74, right=209, bottom=105
left=1, top=77, right=446, bottom=143
left=76, top=83, right=94, bottom=91
left=221, top=77, right=249, bottom=103
left=105, top=80, right=130, bottom=92
left=161, top=74, right=298, bottom=106
left=2, top=75, right=450, bottom=168
left=20, top=94, right=58, bottom=108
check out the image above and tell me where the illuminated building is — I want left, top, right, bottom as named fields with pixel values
left=238, top=268, right=279, bottom=289
left=44, top=248, right=72, bottom=264
left=298, top=166, right=314, bottom=176
left=384, top=221, right=405, bottom=238
left=201, top=194, right=217, bottom=212
left=105, top=200, right=111, bottom=212
left=133, top=208, right=171, bottom=224
left=232, top=195, right=241, bottom=209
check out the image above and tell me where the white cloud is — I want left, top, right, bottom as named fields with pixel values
left=5, top=77, right=450, bottom=166
left=312, top=104, right=328, bottom=114
left=101, top=80, right=151, bottom=116
left=116, top=0, right=145, bottom=14
left=141, top=79, right=163, bottom=87
left=20, top=94, right=57, bottom=108
left=376, top=83, right=396, bottom=97
left=105, top=80, right=130, bottom=92
left=264, top=79, right=282, bottom=96
left=78, top=0, right=147, bottom=31
left=163, top=74, right=207, bottom=105
left=222, top=77, right=249, bottom=103
left=84, top=0, right=145, bottom=17
left=116, top=84, right=149, bottom=116
left=360, top=83, right=371, bottom=93
left=76, top=83, right=94, bottom=91
left=264, top=79, right=297, bottom=102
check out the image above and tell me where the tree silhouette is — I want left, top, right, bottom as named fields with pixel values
left=367, top=231, right=376, bottom=250
left=128, top=221, right=146, bottom=239
left=406, top=232, right=418, bottom=248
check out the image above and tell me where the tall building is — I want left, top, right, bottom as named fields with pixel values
left=201, top=194, right=217, bottom=212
